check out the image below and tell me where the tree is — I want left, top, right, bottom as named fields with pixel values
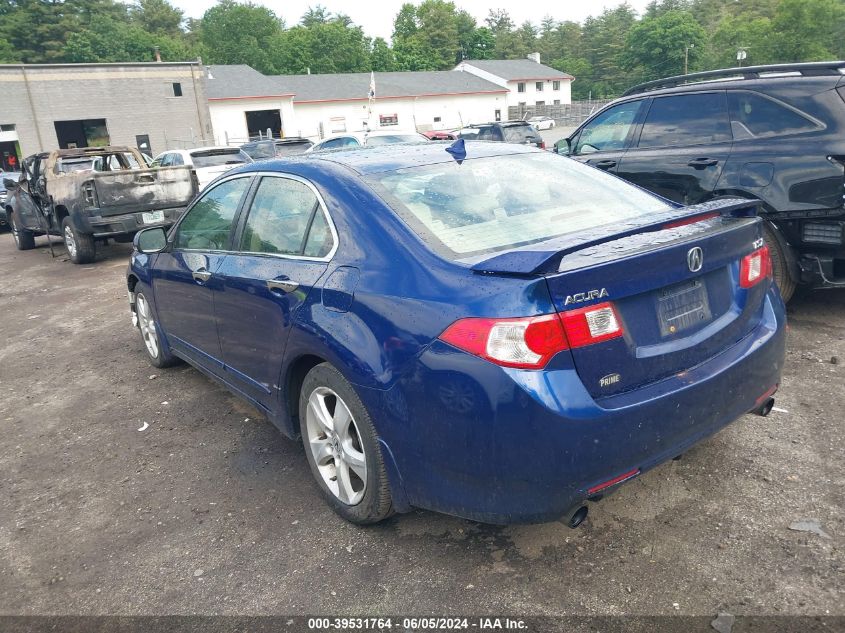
left=198, top=0, right=281, bottom=73
left=371, top=36, right=396, bottom=71
left=131, top=0, right=184, bottom=37
left=766, top=0, right=845, bottom=62
left=624, top=9, right=706, bottom=79
left=271, top=16, right=371, bottom=74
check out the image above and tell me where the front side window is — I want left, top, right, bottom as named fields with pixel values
left=369, top=152, right=670, bottom=259
left=575, top=100, right=643, bottom=154
left=175, top=177, right=250, bottom=250
left=240, top=176, right=333, bottom=257
left=728, top=91, right=820, bottom=139
left=638, top=93, right=731, bottom=148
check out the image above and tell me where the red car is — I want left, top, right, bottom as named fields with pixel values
left=422, top=130, right=457, bottom=140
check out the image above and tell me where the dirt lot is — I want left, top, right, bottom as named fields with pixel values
left=0, top=233, right=843, bottom=624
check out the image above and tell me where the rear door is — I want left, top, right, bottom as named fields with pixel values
left=214, top=174, right=336, bottom=408
left=617, top=92, right=732, bottom=205
left=568, top=99, right=645, bottom=174
left=153, top=175, right=253, bottom=372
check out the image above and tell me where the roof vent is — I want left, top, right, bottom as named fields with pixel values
left=527, top=52, right=541, bottom=64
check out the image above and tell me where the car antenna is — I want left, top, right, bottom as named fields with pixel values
left=445, top=138, right=466, bottom=164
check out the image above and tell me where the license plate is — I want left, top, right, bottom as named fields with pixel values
left=141, top=210, right=164, bottom=224
left=657, top=279, right=712, bottom=336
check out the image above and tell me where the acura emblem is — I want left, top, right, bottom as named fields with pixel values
left=687, top=247, right=704, bottom=272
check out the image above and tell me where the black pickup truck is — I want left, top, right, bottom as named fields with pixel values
left=4, top=146, right=197, bottom=264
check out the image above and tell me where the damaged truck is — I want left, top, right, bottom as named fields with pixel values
left=4, top=146, right=197, bottom=264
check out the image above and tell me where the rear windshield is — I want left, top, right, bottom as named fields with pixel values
left=191, top=149, right=248, bottom=168
left=368, top=152, right=671, bottom=259
left=502, top=124, right=536, bottom=142
left=366, top=135, right=424, bottom=146
left=274, top=141, right=313, bottom=155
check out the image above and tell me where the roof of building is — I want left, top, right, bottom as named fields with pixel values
left=458, top=59, right=573, bottom=81
left=276, top=70, right=507, bottom=103
left=206, top=64, right=294, bottom=100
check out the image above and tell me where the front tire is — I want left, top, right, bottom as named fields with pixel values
left=762, top=223, right=796, bottom=303
left=135, top=291, right=179, bottom=368
left=300, top=363, right=393, bottom=524
left=9, top=212, right=35, bottom=250
left=62, top=217, right=96, bottom=264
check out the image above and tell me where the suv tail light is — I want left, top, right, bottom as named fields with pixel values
left=740, top=245, right=772, bottom=288
left=438, top=303, right=624, bottom=369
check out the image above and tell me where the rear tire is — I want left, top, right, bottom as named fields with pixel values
left=9, top=212, right=35, bottom=250
left=762, top=223, right=796, bottom=303
left=300, top=363, right=393, bottom=524
left=62, top=217, right=96, bottom=264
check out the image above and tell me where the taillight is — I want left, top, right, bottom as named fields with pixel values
left=559, top=302, right=624, bottom=348
left=740, top=245, right=771, bottom=288
left=438, top=314, right=568, bottom=369
left=438, top=303, right=625, bottom=369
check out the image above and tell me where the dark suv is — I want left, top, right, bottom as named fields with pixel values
left=556, top=61, right=845, bottom=301
left=460, top=121, right=545, bottom=149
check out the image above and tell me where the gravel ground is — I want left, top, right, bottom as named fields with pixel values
left=0, top=233, right=843, bottom=623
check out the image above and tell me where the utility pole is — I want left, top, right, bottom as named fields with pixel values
left=684, top=43, right=694, bottom=75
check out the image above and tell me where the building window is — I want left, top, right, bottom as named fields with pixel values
left=553, top=100, right=561, bottom=105
left=379, top=113, right=399, bottom=127
left=535, top=101, right=545, bottom=106
left=330, top=117, right=346, bottom=133
left=553, top=81, right=560, bottom=91
left=0, top=124, right=16, bottom=132
left=433, top=116, right=441, bottom=123
left=494, top=109, right=501, bottom=122
left=536, top=82, right=544, bottom=91
left=517, top=82, right=526, bottom=93
left=172, top=82, right=182, bottom=97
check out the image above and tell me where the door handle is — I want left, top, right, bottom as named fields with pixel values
left=266, top=279, right=299, bottom=293
left=594, top=160, right=617, bottom=169
left=192, top=269, right=212, bottom=283
left=687, top=158, right=719, bottom=168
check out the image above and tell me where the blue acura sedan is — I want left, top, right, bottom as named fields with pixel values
left=126, top=141, right=786, bottom=525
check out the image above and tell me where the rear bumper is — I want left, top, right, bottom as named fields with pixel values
left=75, top=207, right=184, bottom=238
left=359, top=286, right=787, bottom=524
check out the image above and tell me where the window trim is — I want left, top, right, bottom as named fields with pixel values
left=232, top=171, right=339, bottom=263
left=170, top=173, right=255, bottom=253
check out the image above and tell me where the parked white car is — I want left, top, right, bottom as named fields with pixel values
left=528, top=116, right=556, bottom=130
left=308, top=131, right=429, bottom=152
left=152, top=146, right=252, bottom=191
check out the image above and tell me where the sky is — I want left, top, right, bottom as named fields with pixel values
left=166, top=0, right=653, bottom=41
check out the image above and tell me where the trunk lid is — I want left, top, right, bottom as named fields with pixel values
left=546, top=215, right=768, bottom=398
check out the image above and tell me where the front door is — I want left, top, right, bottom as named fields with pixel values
left=617, top=92, right=732, bottom=205
left=214, top=174, right=336, bottom=409
left=569, top=99, right=645, bottom=173
left=152, top=175, right=252, bottom=371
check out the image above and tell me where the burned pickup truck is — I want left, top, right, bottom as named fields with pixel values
left=4, top=146, right=196, bottom=263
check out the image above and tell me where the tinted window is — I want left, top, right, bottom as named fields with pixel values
left=728, top=92, right=819, bottom=139
left=240, top=177, right=328, bottom=256
left=370, top=152, right=670, bottom=258
left=319, top=137, right=359, bottom=150
left=638, top=93, right=730, bottom=148
left=170, top=153, right=184, bottom=166
left=575, top=100, right=642, bottom=154
left=175, top=177, right=249, bottom=250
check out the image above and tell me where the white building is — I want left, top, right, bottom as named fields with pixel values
left=206, top=65, right=508, bottom=144
left=455, top=55, right=574, bottom=108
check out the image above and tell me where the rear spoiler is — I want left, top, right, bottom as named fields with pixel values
left=468, top=197, right=760, bottom=275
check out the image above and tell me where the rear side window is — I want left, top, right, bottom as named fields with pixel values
left=369, top=152, right=671, bottom=258
left=728, top=92, right=820, bottom=139
left=638, top=93, right=731, bottom=148
left=175, top=177, right=250, bottom=250
left=240, top=176, right=333, bottom=257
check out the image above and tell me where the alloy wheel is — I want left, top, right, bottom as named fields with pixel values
left=63, top=225, right=77, bottom=258
left=305, top=387, right=367, bottom=505
left=135, top=294, right=160, bottom=359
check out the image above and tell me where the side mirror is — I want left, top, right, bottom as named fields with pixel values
left=134, top=226, right=168, bottom=253
left=555, top=138, right=572, bottom=156
left=3, top=178, right=17, bottom=189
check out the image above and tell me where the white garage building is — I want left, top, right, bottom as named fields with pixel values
left=206, top=65, right=509, bottom=144
left=455, top=55, right=574, bottom=108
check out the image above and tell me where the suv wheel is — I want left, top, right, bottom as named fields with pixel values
left=62, top=217, right=96, bottom=264
left=10, top=212, right=36, bottom=250
left=762, top=223, right=796, bottom=303
left=300, top=363, right=394, bottom=524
